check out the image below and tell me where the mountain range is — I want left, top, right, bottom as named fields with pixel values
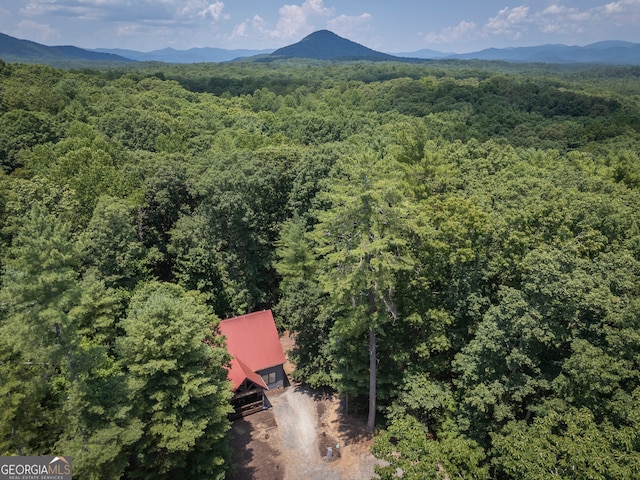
left=423, top=40, right=640, bottom=64
left=0, top=32, right=135, bottom=65
left=1, top=30, right=639, bottom=66
left=92, top=46, right=274, bottom=63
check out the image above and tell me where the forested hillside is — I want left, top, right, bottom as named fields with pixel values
left=1, top=57, right=640, bottom=478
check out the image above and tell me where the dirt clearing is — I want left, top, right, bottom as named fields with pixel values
left=228, top=387, right=378, bottom=480
left=228, top=332, right=379, bottom=479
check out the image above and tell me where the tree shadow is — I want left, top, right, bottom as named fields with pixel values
left=227, top=417, right=257, bottom=480
left=290, top=382, right=332, bottom=400
left=334, top=403, right=372, bottom=447
left=290, top=383, right=373, bottom=447
left=228, top=410, right=283, bottom=480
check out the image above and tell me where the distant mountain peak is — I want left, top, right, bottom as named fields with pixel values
left=304, top=29, right=334, bottom=38
left=270, top=29, right=398, bottom=61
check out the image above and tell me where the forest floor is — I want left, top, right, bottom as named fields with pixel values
left=228, top=332, right=379, bottom=480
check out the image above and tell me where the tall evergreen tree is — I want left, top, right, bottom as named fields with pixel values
left=0, top=203, right=143, bottom=478
left=118, top=282, right=232, bottom=479
left=0, top=203, right=81, bottom=454
left=312, top=153, right=414, bottom=432
left=275, top=214, right=333, bottom=386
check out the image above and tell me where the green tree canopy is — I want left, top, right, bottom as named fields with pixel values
left=118, top=282, right=232, bottom=480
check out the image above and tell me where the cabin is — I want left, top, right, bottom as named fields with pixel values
left=218, top=309, right=286, bottom=418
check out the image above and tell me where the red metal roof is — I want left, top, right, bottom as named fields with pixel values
left=227, top=356, right=268, bottom=391
left=219, top=310, right=286, bottom=391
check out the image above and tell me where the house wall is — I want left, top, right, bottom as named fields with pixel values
left=257, top=364, right=285, bottom=389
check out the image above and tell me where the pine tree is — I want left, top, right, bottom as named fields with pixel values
left=312, top=153, right=414, bottom=432
left=0, top=203, right=81, bottom=454
left=118, top=282, right=232, bottom=479
left=0, top=203, right=143, bottom=477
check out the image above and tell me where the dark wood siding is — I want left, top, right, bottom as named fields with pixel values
left=257, top=365, right=284, bottom=389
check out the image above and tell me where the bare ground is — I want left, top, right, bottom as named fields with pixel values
left=228, top=332, right=379, bottom=480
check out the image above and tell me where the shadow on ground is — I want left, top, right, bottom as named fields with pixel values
left=228, top=417, right=257, bottom=480
left=288, top=384, right=372, bottom=460
left=228, top=411, right=283, bottom=480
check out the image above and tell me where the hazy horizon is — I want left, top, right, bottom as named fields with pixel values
left=1, top=1, right=639, bottom=54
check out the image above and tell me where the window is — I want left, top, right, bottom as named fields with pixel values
left=261, top=371, right=276, bottom=386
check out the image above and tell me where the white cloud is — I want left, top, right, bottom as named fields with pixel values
left=230, top=20, right=248, bottom=39
left=539, top=4, right=595, bottom=34
left=178, top=1, right=227, bottom=21
left=200, top=2, right=226, bottom=21
left=424, top=1, right=640, bottom=48
left=21, top=2, right=82, bottom=17
left=230, top=14, right=268, bottom=40
left=424, top=20, right=477, bottom=45
left=267, top=0, right=333, bottom=40
left=326, top=13, right=372, bottom=39
left=304, top=0, right=332, bottom=16
left=21, top=0, right=229, bottom=24
left=15, top=20, right=60, bottom=42
left=542, top=5, right=564, bottom=16
left=425, top=5, right=533, bottom=47
left=604, top=1, right=625, bottom=13
left=532, top=1, right=640, bottom=37
left=598, top=0, right=640, bottom=19
left=274, top=4, right=308, bottom=38
left=252, top=15, right=267, bottom=30
left=484, top=6, right=530, bottom=35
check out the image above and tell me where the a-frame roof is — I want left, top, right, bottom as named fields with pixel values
left=228, top=356, right=268, bottom=391
left=219, top=309, right=286, bottom=391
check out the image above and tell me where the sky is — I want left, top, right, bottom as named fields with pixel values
left=1, top=0, right=639, bottom=53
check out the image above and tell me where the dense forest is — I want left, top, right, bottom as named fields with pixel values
left=1, top=57, right=640, bottom=478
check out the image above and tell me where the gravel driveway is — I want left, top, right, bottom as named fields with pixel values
left=270, top=386, right=376, bottom=480
left=271, top=387, right=336, bottom=479
left=229, top=331, right=377, bottom=479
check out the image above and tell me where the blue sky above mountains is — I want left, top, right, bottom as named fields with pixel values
left=1, top=0, right=639, bottom=53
